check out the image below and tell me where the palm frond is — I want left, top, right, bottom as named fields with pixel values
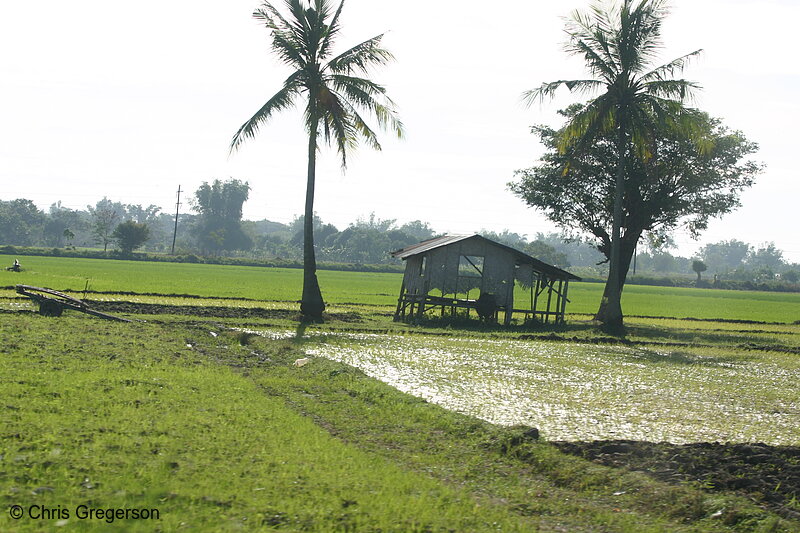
left=640, top=49, right=702, bottom=83
left=253, top=4, right=308, bottom=68
left=284, top=0, right=317, bottom=60
left=329, top=74, right=403, bottom=138
left=643, top=78, right=701, bottom=102
left=326, top=34, right=394, bottom=75
left=316, top=87, right=357, bottom=168
left=566, top=7, right=619, bottom=79
left=559, top=97, right=615, bottom=154
left=569, top=36, right=619, bottom=82
left=339, top=97, right=382, bottom=151
left=230, top=75, right=301, bottom=153
left=303, top=0, right=338, bottom=60
left=522, top=79, right=603, bottom=107
left=318, top=0, right=345, bottom=59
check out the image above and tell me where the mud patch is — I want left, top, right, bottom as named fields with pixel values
left=554, top=440, right=800, bottom=518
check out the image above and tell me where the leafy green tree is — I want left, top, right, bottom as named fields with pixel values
left=511, top=110, right=760, bottom=315
left=0, top=199, right=45, bottom=245
left=397, top=220, right=435, bottom=242
left=782, top=270, right=799, bottom=283
left=479, top=230, right=528, bottom=249
left=513, top=107, right=760, bottom=324
left=691, top=259, right=707, bottom=285
left=112, top=221, right=151, bottom=254
left=524, top=241, right=570, bottom=269
left=230, top=0, right=403, bottom=321
left=125, top=204, right=161, bottom=224
left=88, top=198, right=126, bottom=251
left=533, top=232, right=605, bottom=268
left=700, top=239, right=750, bottom=273
left=191, top=179, right=253, bottom=254
left=288, top=214, right=337, bottom=250
left=745, top=242, right=785, bottom=271
left=651, top=251, right=678, bottom=273
left=44, top=202, right=84, bottom=247
left=522, top=0, right=705, bottom=332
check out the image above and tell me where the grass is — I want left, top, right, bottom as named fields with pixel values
left=1, top=256, right=799, bottom=531
left=0, top=254, right=399, bottom=304
left=0, top=316, right=538, bottom=532
left=3, top=254, right=800, bottom=322
left=1, top=315, right=794, bottom=532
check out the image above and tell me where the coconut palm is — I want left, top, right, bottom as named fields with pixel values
left=523, top=0, right=703, bottom=333
left=231, top=0, right=403, bottom=321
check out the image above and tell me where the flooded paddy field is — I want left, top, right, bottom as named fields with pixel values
left=253, top=329, right=800, bottom=446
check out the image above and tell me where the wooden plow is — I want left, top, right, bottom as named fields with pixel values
left=15, top=285, right=131, bottom=322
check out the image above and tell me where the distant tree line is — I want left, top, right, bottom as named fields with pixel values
left=1, top=183, right=797, bottom=286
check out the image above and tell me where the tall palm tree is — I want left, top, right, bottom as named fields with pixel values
left=523, top=0, right=702, bottom=333
left=231, top=0, right=403, bottom=321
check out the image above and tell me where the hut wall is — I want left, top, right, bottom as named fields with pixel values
left=402, top=255, right=426, bottom=295
left=426, top=246, right=454, bottom=294
left=479, top=248, right=515, bottom=309
left=404, top=238, right=516, bottom=310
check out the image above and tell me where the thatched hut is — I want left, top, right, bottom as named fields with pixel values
left=391, top=234, right=580, bottom=325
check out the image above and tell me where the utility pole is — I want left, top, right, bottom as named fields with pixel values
left=171, top=185, right=181, bottom=255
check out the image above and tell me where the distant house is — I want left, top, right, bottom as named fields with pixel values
left=391, top=234, right=580, bottom=325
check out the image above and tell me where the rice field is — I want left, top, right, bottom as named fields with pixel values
left=2, top=254, right=799, bottom=530
left=246, top=328, right=800, bottom=446
left=2, top=254, right=800, bottom=322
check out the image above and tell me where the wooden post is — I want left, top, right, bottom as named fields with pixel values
left=559, top=280, right=570, bottom=324
left=393, top=277, right=407, bottom=322
left=555, top=279, right=563, bottom=323
left=545, top=278, right=553, bottom=324
left=504, top=279, right=514, bottom=326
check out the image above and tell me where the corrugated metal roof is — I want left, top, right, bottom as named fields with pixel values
left=391, top=234, right=581, bottom=281
left=390, top=234, right=473, bottom=259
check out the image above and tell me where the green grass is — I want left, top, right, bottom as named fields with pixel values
left=2, top=315, right=794, bottom=532
left=0, top=254, right=399, bottom=304
left=0, top=316, right=537, bottom=532
left=564, top=284, right=800, bottom=323
left=3, top=254, right=800, bottom=323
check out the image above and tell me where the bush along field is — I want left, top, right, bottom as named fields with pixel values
left=1, top=259, right=799, bottom=531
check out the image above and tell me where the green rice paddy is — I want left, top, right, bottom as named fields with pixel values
left=2, top=254, right=800, bottom=322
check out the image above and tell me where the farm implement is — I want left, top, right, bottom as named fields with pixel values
left=15, top=284, right=131, bottom=322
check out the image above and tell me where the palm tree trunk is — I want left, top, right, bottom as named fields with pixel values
left=300, top=118, right=325, bottom=321
left=595, top=123, right=626, bottom=333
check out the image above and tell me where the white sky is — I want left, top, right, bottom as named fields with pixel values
left=1, top=0, right=798, bottom=262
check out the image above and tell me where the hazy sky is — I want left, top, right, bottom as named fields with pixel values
left=1, top=0, right=798, bottom=262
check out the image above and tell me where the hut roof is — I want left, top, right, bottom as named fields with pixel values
left=391, top=234, right=581, bottom=281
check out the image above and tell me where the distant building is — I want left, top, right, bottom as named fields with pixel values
left=391, top=234, right=580, bottom=325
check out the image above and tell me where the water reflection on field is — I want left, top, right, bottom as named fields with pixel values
left=251, top=329, right=800, bottom=445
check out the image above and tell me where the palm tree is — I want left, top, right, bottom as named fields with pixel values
left=523, top=0, right=703, bottom=333
left=231, top=0, right=403, bottom=321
